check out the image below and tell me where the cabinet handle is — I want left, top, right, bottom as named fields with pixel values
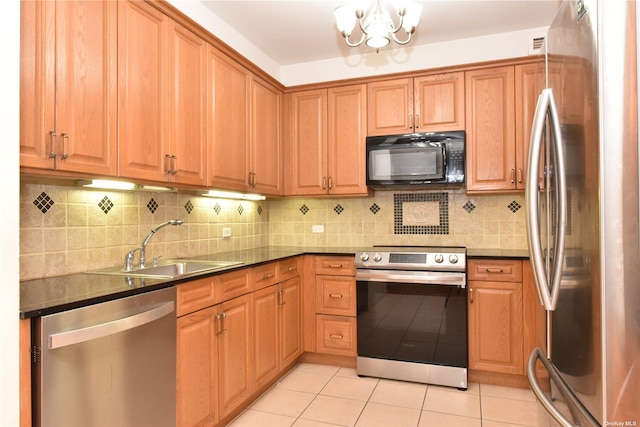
left=60, top=133, right=69, bottom=159
left=517, top=168, right=523, bottom=184
left=220, top=312, right=227, bottom=334
left=279, top=289, right=286, bottom=306
left=164, top=154, right=172, bottom=175
left=214, top=314, right=223, bottom=335
left=329, top=293, right=343, bottom=299
left=408, top=114, right=413, bottom=130
left=262, top=273, right=273, bottom=280
left=415, top=114, right=419, bottom=129
left=171, top=155, right=177, bottom=175
left=329, top=334, right=344, bottom=340
left=485, top=268, right=504, bottom=273
left=248, top=172, right=256, bottom=186
left=328, top=176, right=333, bottom=189
left=511, top=168, right=515, bottom=184
left=322, top=177, right=327, bottom=190
left=287, top=266, right=296, bottom=272
left=469, top=287, right=473, bottom=304
left=48, top=131, right=57, bottom=158
left=328, top=264, right=343, bottom=269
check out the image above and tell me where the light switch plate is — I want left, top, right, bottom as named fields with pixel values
left=222, top=227, right=232, bottom=238
left=312, top=225, right=324, bottom=233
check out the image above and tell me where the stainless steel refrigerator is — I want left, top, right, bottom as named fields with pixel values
left=525, top=0, right=639, bottom=426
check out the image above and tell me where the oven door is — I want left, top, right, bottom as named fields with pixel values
left=356, top=269, right=467, bottom=368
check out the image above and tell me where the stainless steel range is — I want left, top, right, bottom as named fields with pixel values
left=354, top=246, right=468, bottom=390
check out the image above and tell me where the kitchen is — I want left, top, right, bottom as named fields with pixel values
left=3, top=1, right=639, bottom=426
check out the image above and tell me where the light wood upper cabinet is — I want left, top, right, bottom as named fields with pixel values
left=119, top=2, right=206, bottom=185
left=20, top=0, right=117, bottom=175
left=290, top=84, right=368, bottom=196
left=367, top=72, right=465, bottom=136
left=515, top=62, right=544, bottom=191
left=208, top=51, right=283, bottom=195
left=465, top=66, right=517, bottom=192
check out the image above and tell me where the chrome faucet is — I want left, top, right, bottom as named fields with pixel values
left=124, top=219, right=184, bottom=271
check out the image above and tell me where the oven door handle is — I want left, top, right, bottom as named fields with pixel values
left=356, top=269, right=466, bottom=287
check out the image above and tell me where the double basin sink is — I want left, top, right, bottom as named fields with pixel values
left=88, top=259, right=243, bottom=279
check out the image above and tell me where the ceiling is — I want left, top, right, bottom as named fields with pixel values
left=200, top=0, right=562, bottom=66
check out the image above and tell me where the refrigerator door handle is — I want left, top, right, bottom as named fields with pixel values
left=526, top=88, right=567, bottom=311
left=527, top=348, right=599, bottom=427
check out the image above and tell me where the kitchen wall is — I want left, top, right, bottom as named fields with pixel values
left=20, top=179, right=526, bottom=281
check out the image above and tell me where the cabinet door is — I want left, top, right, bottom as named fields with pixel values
left=367, top=78, right=413, bottom=135
left=465, top=66, right=516, bottom=192
left=21, top=0, right=117, bottom=175
left=169, top=21, right=207, bottom=185
left=414, top=72, right=465, bottom=132
left=251, top=76, right=283, bottom=195
left=468, top=280, right=524, bottom=375
left=290, top=89, right=328, bottom=195
left=315, top=315, right=357, bottom=357
left=177, top=306, right=218, bottom=427
left=515, top=63, right=542, bottom=190
left=327, top=84, right=368, bottom=195
left=253, top=286, right=279, bottom=388
left=218, top=294, right=252, bottom=419
left=118, top=0, right=169, bottom=182
left=280, top=277, right=302, bottom=367
left=208, top=48, right=250, bottom=191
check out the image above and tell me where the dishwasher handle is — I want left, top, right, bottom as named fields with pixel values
left=48, top=301, right=175, bottom=350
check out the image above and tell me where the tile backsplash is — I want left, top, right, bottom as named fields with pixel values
left=20, top=179, right=527, bottom=281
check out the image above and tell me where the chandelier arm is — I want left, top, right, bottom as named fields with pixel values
left=390, top=30, right=414, bottom=45
left=388, top=13, right=405, bottom=34
left=344, top=31, right=366, bottom=47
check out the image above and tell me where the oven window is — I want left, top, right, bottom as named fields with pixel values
left=368, top=147, right=444, bottom=181
left=357, top=281, right=468, bottom=368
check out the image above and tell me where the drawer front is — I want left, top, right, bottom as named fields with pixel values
left=315, top=256, right=355, bottom=276
left=279, top=257, right=301, bottom=281
left=315, top=276, right=356, bottom=316
left=216, top=268, right=252, bottom=302
left=176, top=276, right=217, bottom=317
left=468, top=259, right=523, bottom=282
left=252, top=262, right=279, bottom=291
left=315, top=315, right=356, bottom=356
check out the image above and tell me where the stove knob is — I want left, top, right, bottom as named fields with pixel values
left=360, top=252, right=369, bottom=262
left=373, top=253, right=383, bottom=262
left=449, top=254, right=459, bottom=264
left=434, top=254, right=444, bottom=263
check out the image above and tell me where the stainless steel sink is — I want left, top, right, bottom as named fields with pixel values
left=88, top=260, right=243, bottom=279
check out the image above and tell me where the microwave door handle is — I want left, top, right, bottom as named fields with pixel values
left=526, top=89, right=555, bottom=310
left=546, top=89, right=567, bottom=311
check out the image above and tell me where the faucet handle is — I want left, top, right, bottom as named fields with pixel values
left=152, top=255, right=163, bottom=267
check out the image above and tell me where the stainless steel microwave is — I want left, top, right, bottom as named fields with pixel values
left=366, top=131, right=465, bottom=189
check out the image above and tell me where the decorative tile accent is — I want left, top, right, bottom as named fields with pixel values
left=394, top=193, right=449, bottom=235
left=300, top=204, right=309, bottom=215
left=184, top=200, right=194, bottom=214
left=147, top=198, right=159, bottom=214
left=333, top=204, right=344, bottom=215
left=33, top=192, right=55, bottom=214
left=508, top=201, right=522, bottom=213
left=98, top=196, right=113, bottom=215
left=257, top=205, right=263, bottom=215
left=237, top=205, right=244, bottom=215
left=214, top=203, right=221, bottom=215
left=369, top=203, right=381, bottom=214
left=463, top=201, right=476, bottom=213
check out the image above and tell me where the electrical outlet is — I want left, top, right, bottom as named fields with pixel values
left=222, top=227, right=232, bottom=238
left=312, top=225, right=324, bottom=233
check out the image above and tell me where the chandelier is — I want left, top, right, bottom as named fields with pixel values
left=334, top=0, right=423, bottom=51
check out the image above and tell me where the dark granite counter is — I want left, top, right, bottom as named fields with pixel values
left=20, top=245, right=528, bottom=318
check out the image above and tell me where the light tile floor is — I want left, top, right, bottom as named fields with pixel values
left=229, top=363, right=551, bottom=427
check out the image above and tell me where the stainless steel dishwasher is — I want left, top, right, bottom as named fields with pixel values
left=32, top=287, right=176, bottom=427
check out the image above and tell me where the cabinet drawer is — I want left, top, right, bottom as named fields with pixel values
left=176, top=276, right=217, bottom=317
left=468, top=259, right=523, bottom=282
left=216, top=268, right=251, bottom=302
left=315, top=315, right=356, bottom=356
left=252, top=262, right=279, bottom=291
left=315, top=276, right=356, bottom=316
left=279, top=257, right=301, bottom=281
left=315, top=256, right=355, bottom=276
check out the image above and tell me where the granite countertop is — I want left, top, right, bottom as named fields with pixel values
left=20, top=245, right=528, bottom=318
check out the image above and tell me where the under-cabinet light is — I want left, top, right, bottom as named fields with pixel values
left=201, top=190, right=266, bottom=201
left=77, top=180, right=175, bottom=192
